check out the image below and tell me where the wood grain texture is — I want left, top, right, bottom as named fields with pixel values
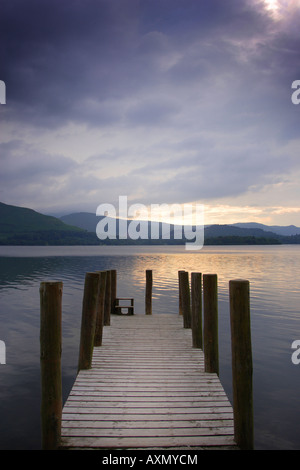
left=61, top=314, right=237, bottom=450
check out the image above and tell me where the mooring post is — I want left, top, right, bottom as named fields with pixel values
left=94, top=271, right=107, bottom=347
left=178, top=270, right=185, bottom=316
left=145, top=269, right=153, bottom=315
left=229, top=279, right=254, bottom=450
left=78, top=272, right=100, bottom=372
left=179, top=270, right=191, bottom=328
left=191, top=272, right=202, bottom=348
left=203, top=274, right=219, bottom=375
left=104, top=270, right=111, bottom=325
left=110, top=269, right=117, bottom=315
left=40, top=281, right=63, bottom=450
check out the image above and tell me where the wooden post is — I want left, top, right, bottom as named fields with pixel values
left=110, top=269, right=117, bottom=315
left=94, top=271, right=107, bottom=347
left=178, top=270, right=185, bottom=315
left=203, top=274, right=219, bottom=375
left=229, top=279, right=253, bottom=450
left=104, top=270, right=111, bottom=325
left=191, top=272, right=202, bottom=348
left=40, top=281, right=63, bottom=450
left=179, top=270, right=191, bottom=328
left=145, top=269, right=152, bottom=315
left=78, top=272, right=100, bottom=372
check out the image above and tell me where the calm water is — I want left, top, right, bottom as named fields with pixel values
left=0, top=244, right=299, bottom=450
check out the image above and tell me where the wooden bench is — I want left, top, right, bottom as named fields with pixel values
left=113, top=298, right=134, bottom=315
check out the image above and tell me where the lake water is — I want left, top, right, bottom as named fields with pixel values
left=0, top=244, right=299, bottom=450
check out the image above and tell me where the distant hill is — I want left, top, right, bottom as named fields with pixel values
left=0, top=202, right=83, bottom=236
left=232, top=222, right=300, bottom=237
left=60, top=211, right=185, bottom=238
left=0, top=202, right=99, bottom=245
left=203, top=224, right=282, bottom=245
left=204, top=224, right=280, bottom=239
left=59, top=211, right=300, bottom=245
left=60, top=212, right=99, bottom=233
left=61, top=212, right=300, bottom=238
left=60, top=212, right=284, bottom=240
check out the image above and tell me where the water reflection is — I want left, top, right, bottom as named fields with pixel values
left=0, top=245, right=299, bottom=449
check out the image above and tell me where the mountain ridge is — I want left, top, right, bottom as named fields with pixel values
left=231, top=222, right=300, bottom=237
left=0, top=202, right=84, bottom=235
left=61, top=211, right=300, bottom=238
left=0, top=202, right=97, bottom=245
left=1, top=202, right=300, bottom=245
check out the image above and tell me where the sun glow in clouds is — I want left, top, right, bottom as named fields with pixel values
left=264, top=0, right=280, bottom=12
left=262, top=0, right=300, bottom=19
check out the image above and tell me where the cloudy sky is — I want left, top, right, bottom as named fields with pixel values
left=0, top=0, right=300, bottom=226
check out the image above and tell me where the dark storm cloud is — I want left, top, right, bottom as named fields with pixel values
left=1, top=0, right=300, bottom=216
left=0, top=0, right=140, bottom=126
left=1, top=0, right=295, bottom=130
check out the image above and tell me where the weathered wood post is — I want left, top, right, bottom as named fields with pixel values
left=145, top=269, right=153, bottom=315
left=40, top=281, right=63, bottom=450
left=104, top=270, right=111, bottom=325
left=78, top=272, right=100, bottom=372
left=94, top=271, right=107, bottom=347
left=191, top=272, right=202, bottom=348
left=203, top=274, right=219, bottom=375
left=229, top=279, right=254, bottom=450
left=110, top=269, right=117, bottom=315
left=179, top=270, right=191, bottom=328
left=178, top=270, right=185, bottom=316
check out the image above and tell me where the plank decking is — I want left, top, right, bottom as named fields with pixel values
left=60, top=314, right=237, bottom=450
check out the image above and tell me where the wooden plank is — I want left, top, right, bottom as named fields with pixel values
left=62, top=426, right=235, bottom=438
left=62, top=419, right=234, bottom=429
left=62, top=405, right=233, bottom=415
left=66, top=395, right=227, bottom=407
left=60, top=435, right=236, bottom=449
left=61, top=411, right=234, bottom=422
left=61, top=314, right=237, bottom=450
left=68, top=386, right=225, bottom=392
left=67, top=390, right=229, bottom=398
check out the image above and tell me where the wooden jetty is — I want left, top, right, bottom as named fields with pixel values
left=40, top=270, right=253, bottom=451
